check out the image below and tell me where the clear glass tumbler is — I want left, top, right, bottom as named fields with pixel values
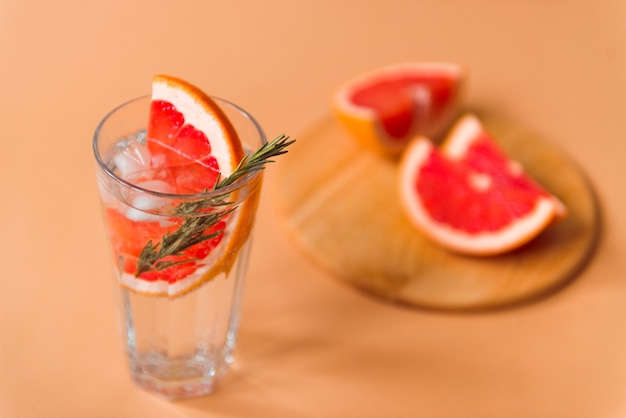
left=93, top=95, right=266, bottom=399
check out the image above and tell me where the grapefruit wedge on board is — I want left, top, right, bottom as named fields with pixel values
left=105, top=75, right=260, bottom=298
left=398, top=113, right=566, bottom=255
left=332, top=62, right=465, bottom=157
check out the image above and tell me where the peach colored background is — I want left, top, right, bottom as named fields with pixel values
left=1, top=1, right=625, bottom=417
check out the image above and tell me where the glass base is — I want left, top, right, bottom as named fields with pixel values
left=128, top=350, right=231, bottom=400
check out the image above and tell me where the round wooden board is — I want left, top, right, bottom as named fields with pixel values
left=274, top=113, right=600, bottom=311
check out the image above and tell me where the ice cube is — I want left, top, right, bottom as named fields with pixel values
left=113, top=142, right=152, bottom=179
left=125, top=180, right=175, bottom=222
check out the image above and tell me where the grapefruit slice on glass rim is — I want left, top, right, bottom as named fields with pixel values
left=398, top=113, right=566, bottom=256
left=332, top=62, right=465, bottom=157
left=105, top=74, right=258, bottom=298
left=147, top=74, right=244, bottom=191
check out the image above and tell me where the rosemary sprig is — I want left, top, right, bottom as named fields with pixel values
left=135, top=134, right=295, bottom=276
left=214, top=134, right=296, bottom=189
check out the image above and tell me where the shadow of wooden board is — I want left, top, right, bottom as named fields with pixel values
left=274, top=112, right=600, bottom=311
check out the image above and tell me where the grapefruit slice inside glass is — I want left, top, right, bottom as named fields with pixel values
left=398, top=113, right=566, bottom=255
left=333, top=62, right=465, bottom=157
left=105, top=75, right=251, bottom=298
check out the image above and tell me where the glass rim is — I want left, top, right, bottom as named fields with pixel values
left=93, top=94, right=267, bottom=200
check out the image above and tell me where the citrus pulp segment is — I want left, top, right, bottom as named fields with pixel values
left=105, top=75, right=256, bottom=298
left=398, top=113, right=566, bottom=256
left=332, top=62, right=465, bottom=157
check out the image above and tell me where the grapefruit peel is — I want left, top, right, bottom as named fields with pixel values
left=398, top=113, right=566, bottom=256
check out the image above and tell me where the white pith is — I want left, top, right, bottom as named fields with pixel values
left=444, top=113, right=482, bottom=159
left=468, top=172, right=492, bottom=191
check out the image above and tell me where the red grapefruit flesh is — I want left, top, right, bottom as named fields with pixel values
left=333, top=62, right=465, bottom=157
left=398, top=113, right=565, bottom=255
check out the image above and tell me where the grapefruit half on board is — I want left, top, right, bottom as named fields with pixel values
left=398, top=113, right=566, bottom=256
left=332, top=62, right=465, bottom=157
left=105, top=75, right=260, bottom=298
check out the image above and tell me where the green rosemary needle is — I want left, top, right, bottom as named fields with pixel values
left=135, top=134, right=295, bottom=276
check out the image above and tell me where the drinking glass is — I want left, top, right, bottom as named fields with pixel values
left=93, top=95, right=266, bottom=399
